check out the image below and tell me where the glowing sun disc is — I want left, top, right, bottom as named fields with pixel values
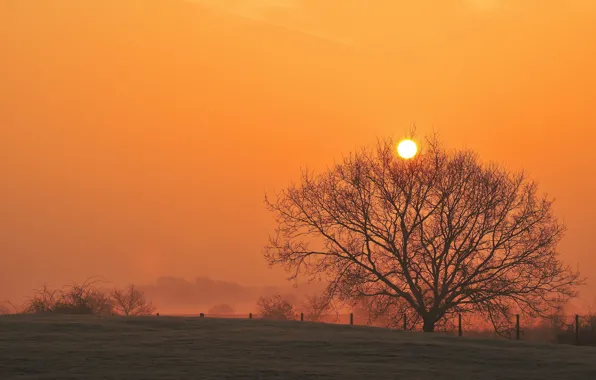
left=397, top=139, right=418, bottom=159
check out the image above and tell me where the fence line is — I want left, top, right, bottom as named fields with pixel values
left=158, top=312, right=596, bottom=347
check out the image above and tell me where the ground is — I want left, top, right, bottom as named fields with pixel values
left=1, top=315, right=595, bottom=379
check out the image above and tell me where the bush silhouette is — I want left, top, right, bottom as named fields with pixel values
left=257, top=294, right=296, bottom=320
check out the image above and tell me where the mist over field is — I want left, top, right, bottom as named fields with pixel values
left=138, top=276, right=326, bottom=314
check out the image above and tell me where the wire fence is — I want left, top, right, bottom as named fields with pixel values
left=158, top=312, right=596, bottom=347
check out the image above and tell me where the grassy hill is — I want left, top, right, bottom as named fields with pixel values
left=1, top=315, right=595, bottom=379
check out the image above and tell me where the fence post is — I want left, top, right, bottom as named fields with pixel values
left=575, top=314, right=580, bottom=346
left=403, top=314, right=407, bottom=331
left=249, top=313, right=252, bottom=320
left=300, top=312, right=304, bottom=322
left=458, top=314, right=462, bottom=337
left=516, top=314, right=520, bottom=340
left=350, top=313, right=354, bottom=326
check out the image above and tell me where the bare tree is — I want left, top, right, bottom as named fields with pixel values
left=265, top=136, right=582, bottom=333
left=257, top=294, right=296, bottom=320
left=111, top=284, right=156, bottom=316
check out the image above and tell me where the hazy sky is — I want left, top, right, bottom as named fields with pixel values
left=2, top=0, right=596, bottom=307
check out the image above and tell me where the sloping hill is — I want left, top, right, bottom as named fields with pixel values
left=1, top=315, right=595, bottom=379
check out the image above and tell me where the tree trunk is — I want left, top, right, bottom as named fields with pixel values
left=422, top=315, right=436, bottom=332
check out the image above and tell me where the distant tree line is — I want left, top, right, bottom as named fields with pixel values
left=1, top=277, right=155, bottom=316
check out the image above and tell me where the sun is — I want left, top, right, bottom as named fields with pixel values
left=397, top=139, right=418, bottom=159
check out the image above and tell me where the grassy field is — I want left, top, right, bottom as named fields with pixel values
left=1, top=315, right=596, bottom=379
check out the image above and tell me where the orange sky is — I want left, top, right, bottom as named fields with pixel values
left=1, top=0, right=596, bottom=308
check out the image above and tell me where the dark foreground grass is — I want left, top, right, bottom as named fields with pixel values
left=1, top=315, right=596, bottom=380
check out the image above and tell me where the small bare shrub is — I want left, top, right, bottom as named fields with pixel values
left=208, top=304, right=235, bottom=315
left=111, top=284, right=156, bottom=316
left=23, top=278, right=112, bottom=315
left=56, top=279, right=111, bottom=315
left=257, top=294, right=296, bottom=321
left=24, top=285, right=59, bottom=314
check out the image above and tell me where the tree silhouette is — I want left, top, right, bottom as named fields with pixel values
left=111, top=284, right=155, bottom=316
left=22, top=278, right=111, bottom=315
left=257, top=294, right=296, bottom=320
left=208, top=304, right=235, bottom=315
left=265, top=137, right=582, bottom=333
